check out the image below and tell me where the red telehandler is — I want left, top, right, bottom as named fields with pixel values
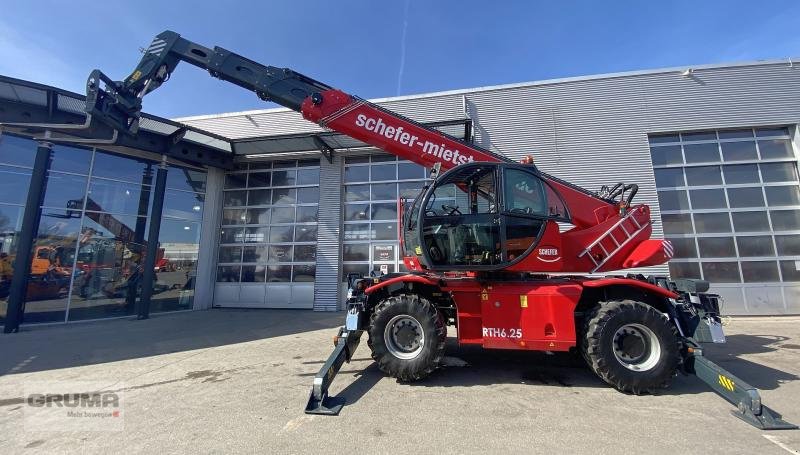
left=10, top=31, right=794, bottom=429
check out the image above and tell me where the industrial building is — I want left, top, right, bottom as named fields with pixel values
left=1, top=58, right=799, bottom=330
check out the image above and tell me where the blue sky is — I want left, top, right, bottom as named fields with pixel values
left=1, top=0, right=799, bottom=119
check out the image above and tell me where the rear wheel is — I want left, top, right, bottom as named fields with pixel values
left=368, top=293, right=446, bottom=381
left=582, top=300, right=680, bottom=394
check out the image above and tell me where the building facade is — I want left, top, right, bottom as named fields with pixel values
left=2, top=59, right=799, bottom=328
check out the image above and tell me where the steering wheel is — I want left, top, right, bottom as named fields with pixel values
left=509, top=207, right=532, bottom=215
left=442, top=204, right=462, bottom=216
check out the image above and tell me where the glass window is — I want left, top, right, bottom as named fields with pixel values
left=731, top=211, right=770, bottom=232
left=761, top=162, right=798, bottom=183
left=779, top=261, right=800, bottom=282
left=770, top=210, right=800, bottom=231
left=399, top=182, right=424, bottom=198
left=666, top=237, right=697, bottom=258
left=723, top=164, right=759, bottom=184
left=272, top=188, right=296, bottom=205
left=297, top=168, right=320, bottom=185
left=693, top=213, right=730, bottom=233
left=682, top=131, right=716, bottom=142
left=649, top=133, right=680, bottom=144
left=240, top=265, right=267, bottom=283
left=344, top=223, right=370, bottom=240
left=726, top=187, right=764, bottom=208
left=697, top=237, right=736, bottom=258
left=0, top=204, right=24, bottom=324
left=269, top=225, right=293, bottom=243
left=271, top=170, right=297, bottom=187
left=273, top=160, right=296, bottom=168
left=755, top=127, right=790, bottom=137
left=741, top=261, right=779, bottom=282
left=345, top=166, right=368, bottom=183
left=371, top=183, right=397, bottom=201
left=247, top=189, right=271, bottom=206
left=669, top=262, right=701, bottom=279
left=701, top=262, right=741, bottom=283
left=689, top=189, right=727, bottom=209
left=220, top=227, right=243, bottom=244
left=343, top=244, right=369, bottom=261
left=718, top=129, right=753, bottom=140
left=371, top=164, right=396, bottom=181
left=345, top=185, right=370, bottom=202
left=0, top=135, right=37, bottom=167
left=248, top=172, right=270, bottom=188
left=218, top=246, right=242, bottom=263
left=650, top=145, right=682, bottom=166
left=372, top=202, right=398, bottom=220
left=225, top=173, right=247, bottom=189
left=765, top=186, right=800, bottom=206
left=504, top=169, right=546, bottom=215
left=345, top=204, right=369, bottom=221
left=294, top=245, right=316, bottom=262
left=244, top=227, right=268, bottom=243
left=242, top=245, right=269, bottom=263
left=267, top=265, right=291, bottom=282
left=684, top=166, right=721, bottom=186
left=294, top=225, right=317, bottom=242
left=162, top=189, right=204, bottom=221
left=758, top=139, right=793, bottom=159
left=270, top=207, right=294, bottom=224
left=342, top=263, right=370, bottom=281
left=0, top=165, right=31, bottom=205
left=398, top=162, right=425, bottom=180
left=654, top=168, right=686, bottom=188
left=662, top=213, right=693, bottom=234
left=92, top=151, right=155, bottom=184
left=293, top=265, right=316, bottom=282
left=223, top=190, right=247, bottom=207
left=222, top=209, right=247, bottom=225
left=167, top=166, right=207, bottom=193
left=297, top=206, right=318, bottom=223
left=658, top=191, right=689, bottom=211
left=217, top=265, right=240, bottom=282
left=775, top=235, right=800, bottom=256
left=373, top=222, right=397, bottom=240
left=87, top=179, right=152, bottom=216
left=721, top=142, right=757, bottom=161
left=51, top=145, right=92, bottom=174
left=736, top=236, right=775, bottom=257
left=683, top=143, right=719, bottom=163
left=297, top=187, right=319, bottom=204
left=246, top=208, right=270, bottom=225
left=268, top=245, right=293, bottom=262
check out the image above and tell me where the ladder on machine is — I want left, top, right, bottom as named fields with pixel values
left=578, top=211, right=651, bottom=273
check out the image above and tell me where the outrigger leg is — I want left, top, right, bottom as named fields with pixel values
left=686, top=346, right=797, bottom=430
left=305, top=307, right=364, bottom=415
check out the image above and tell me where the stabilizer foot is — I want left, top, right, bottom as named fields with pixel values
left=732, top=404, right=798, bottom=431
left=304, top=392, right=345, bottom=416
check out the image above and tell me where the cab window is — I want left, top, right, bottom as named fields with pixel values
left=504, top=169, right=546, bottom=215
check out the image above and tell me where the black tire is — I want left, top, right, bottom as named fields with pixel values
left=368, top=294, right=446, bottom=382
left=581, top=300, right=680, bottom=394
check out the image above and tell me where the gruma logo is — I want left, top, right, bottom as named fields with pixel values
left=24, top=381, right=124, bottom=432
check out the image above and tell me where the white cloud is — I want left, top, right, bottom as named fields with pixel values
left=0, top=19, right=83, bottom=91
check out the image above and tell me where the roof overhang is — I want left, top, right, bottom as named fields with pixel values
left=232, top=119, right=473, bottom=160
left=0, top=75, right=235, bottom=169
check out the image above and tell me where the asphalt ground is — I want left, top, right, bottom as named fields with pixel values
left=0, top=309, right=798, bottom=454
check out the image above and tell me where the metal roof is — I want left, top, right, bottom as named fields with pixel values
left=0, top=75, right=235, bottom=169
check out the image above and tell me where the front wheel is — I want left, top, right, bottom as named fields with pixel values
left=368, top=294, right=446, bottom=382
left=582, top=300, right=680, bottom=394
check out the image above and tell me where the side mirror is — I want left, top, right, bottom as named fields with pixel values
left=429, top=162, right=442, bottom=180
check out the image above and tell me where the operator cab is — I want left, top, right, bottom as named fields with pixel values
left=403, top=162, right=570, bottom=271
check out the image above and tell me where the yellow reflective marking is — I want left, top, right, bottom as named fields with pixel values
left=481, top=289, right=489, bottom=301
left=520, top=295, right=528, bottom=308
left=718, top=374, right=735, bottom=392
left=414, top=246, right=422, bottom=255
left=129, top=70, right=142, bottom=82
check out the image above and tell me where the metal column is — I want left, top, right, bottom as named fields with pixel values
left=136, top=156, right=168, bottom=320
left=126, top=164, right=154, bottom=310
left=4, top=140, right=52, bottom=333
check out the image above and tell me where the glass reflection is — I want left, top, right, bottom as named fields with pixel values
left=0, top=204, right=24, bottom=324
left=150, top=219, right=202, bottom=314
left=0, top=165, right=32, bottom=205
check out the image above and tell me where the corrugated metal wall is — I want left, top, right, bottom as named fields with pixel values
left=181, top=60, right=800, bottom=313
left=313, top=155, right=343, bottom=311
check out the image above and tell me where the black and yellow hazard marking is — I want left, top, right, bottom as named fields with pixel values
left=718, top=374, right=735, bottom=391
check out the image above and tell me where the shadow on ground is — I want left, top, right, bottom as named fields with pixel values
left=0, top=309, right=342, bottom=376
left=332, top=333, right=799, bottom=406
